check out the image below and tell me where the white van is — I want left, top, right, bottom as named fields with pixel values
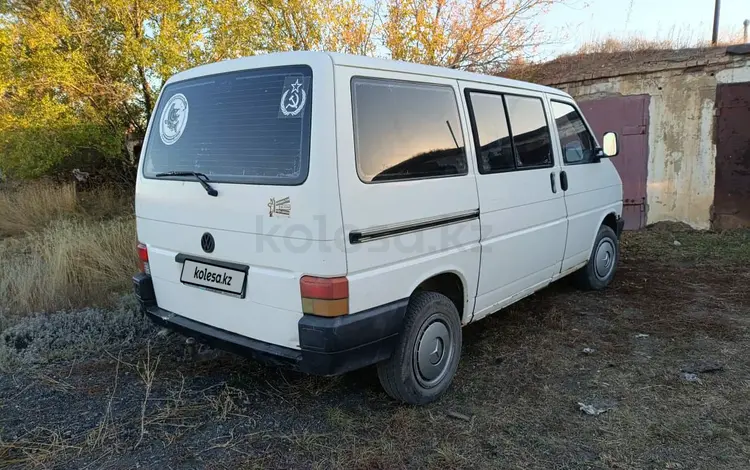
left=133, top=52, right=623, bottom=405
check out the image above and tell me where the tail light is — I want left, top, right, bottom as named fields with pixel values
left=300, top=276, right=348, bottom=317
left=137, top=242, right=150, bottom=274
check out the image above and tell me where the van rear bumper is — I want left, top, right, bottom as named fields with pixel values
left=133, top=273, right=408, bottom=376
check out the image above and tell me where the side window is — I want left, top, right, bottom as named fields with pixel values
left=504, top=95, right=553, bottom=169
left=467, top=92, right=514, bottom=173
left=551, top=101, right=597, bottom=164
left=352, top=78, right=467, bottom=183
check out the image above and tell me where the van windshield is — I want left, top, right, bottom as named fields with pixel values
left=142, top=65, right=312, bottom=185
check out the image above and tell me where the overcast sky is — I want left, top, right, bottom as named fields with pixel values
left=538, top=0, right=750, bottom=58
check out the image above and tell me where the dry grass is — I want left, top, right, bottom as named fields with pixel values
left=0, top=181, right=137, bottom=317
left=0, top=180, right=133, bottom=237
left=135, top=342, right=160, bottom=449
left=0, top=427, right=81, bottom=469
left=575, top=24, right=747, bottom=55
left=87, top=352, right=122, bottom=450
left=0, top=216, right=137, bottom=316
left=503, top=28, right=748, bottom=84
left=623, top=224, right=750, bottom=265
left=576, top=34, right=746, bottom=55
left=0, top=182, right=77, bottom=237
left=76, top=185, right=134, bottom=220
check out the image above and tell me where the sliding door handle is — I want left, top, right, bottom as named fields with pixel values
left=560, top=171, right=569, bottom=191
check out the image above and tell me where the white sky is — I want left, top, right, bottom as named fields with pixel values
left=537, top=0, right=750, bottom=58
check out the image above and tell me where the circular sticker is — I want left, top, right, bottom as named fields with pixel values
left=159, top=93, right=189, bottom=145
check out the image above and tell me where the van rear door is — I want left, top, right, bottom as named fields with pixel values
left=135, top=54, right=344, bottom=350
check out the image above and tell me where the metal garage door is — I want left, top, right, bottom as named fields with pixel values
left=714, top=82, right=750, bottom=229
left=579, top=95, right=650, bottom=230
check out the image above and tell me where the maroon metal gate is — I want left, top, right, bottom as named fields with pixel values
left=714, top=83, right=750, bottom=229
left=579, top=95, right=650, bottom=230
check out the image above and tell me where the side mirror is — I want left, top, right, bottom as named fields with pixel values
left=602, top=132, right=619, bottom=157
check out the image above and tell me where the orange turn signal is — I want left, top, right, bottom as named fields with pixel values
left=300, top=276, right=349, bottom=317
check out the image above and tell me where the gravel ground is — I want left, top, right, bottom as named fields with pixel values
left=1, top=228, right=749, bottom=469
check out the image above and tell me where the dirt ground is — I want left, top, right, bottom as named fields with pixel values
left=2, top=227, right=750, bottom=469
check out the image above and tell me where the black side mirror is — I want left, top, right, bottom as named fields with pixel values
left=602, top=132, right=619, bottom=157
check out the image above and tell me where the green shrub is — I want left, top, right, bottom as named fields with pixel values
left=0, top=95, right=124, bottom=179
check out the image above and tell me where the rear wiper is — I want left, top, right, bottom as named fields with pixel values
left=154, top=171, right=218, bottom=197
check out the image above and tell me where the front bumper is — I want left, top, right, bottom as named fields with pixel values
left=132, top=273, right=407, bottom=376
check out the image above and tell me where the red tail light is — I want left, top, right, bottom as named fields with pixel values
left=137, top=242, right=150, bottom=274
left=300, top=276, right=348, bottom=317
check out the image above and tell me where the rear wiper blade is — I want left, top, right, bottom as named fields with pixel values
left=154, top=171, right=218, bottom=197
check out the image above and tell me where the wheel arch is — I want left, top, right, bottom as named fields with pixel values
left=410, top=269, right=469, bottom=325
left=587, top=210, right=621, bottom=257
left=602, top=212, right=618, bottom=234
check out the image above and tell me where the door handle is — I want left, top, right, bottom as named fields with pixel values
left=550, top=172, right=557, bottom=193
left=560, top=171, right=569, bottom=191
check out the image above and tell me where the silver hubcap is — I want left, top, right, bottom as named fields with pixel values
left=414, top=320, right=453, bottom=388
left=594, top=238, right=616, bottom=280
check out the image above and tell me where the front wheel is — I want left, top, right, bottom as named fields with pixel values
left=377, top=291, right=462, bottom=405
left=574, top=224, right=620, bottom=290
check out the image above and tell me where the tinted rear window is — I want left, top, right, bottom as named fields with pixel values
left=143, top=65, right=312, bottom=185
left=504, top=95, right=553, bottom=169
left=352, top=78, right=467, bottom=183
left=468, top=91, right=514, bottom=173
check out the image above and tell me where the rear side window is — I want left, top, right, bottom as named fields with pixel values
left=143, top=65, right=312, bottom=185
left=352, top=78, right=467, bottom=183
left=466, top=91, right=553, bottom=173
left=468, top=92, right=514, bottom=173
left=504, top=95, right=553, bottom=169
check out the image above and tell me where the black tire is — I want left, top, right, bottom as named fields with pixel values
left=574, top=224, right=619, bottom=291
left=377, top=291, right=462, bottom=405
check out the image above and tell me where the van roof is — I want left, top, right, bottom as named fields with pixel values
left=166, top=51, right=570, bottom=98
left=326, top=52, right=569, bottom=97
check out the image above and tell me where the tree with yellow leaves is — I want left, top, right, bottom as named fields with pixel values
left=383, top=0, right=559, bottom=71
left=0, top=0, right=568, bottom=178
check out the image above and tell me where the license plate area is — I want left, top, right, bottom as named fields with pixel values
left=179, top=258, right=248, bottom=298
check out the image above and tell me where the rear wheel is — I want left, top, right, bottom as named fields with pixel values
left=574, top=224, right=619, bottom=290
left=377, top=291, right=462, bottom=405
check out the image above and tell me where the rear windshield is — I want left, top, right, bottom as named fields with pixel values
left=142, top=65, right=312, bottom=185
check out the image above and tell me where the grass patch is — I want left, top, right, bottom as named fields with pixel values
left=623, top=225, right=750, bottom=265
left=0, top=217, right=138, bottom=316
left=0, top=426, right=81, bottom=469
left=76, top=185, right=134, bottom=220
left=0, top=181, right=136, bottom=318
left=575, top=29, right=747, bottom=54
left=0, top=182, right=77, bottom=237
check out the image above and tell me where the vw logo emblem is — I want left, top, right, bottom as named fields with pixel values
left=200, top=233, right=215, bottom=253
